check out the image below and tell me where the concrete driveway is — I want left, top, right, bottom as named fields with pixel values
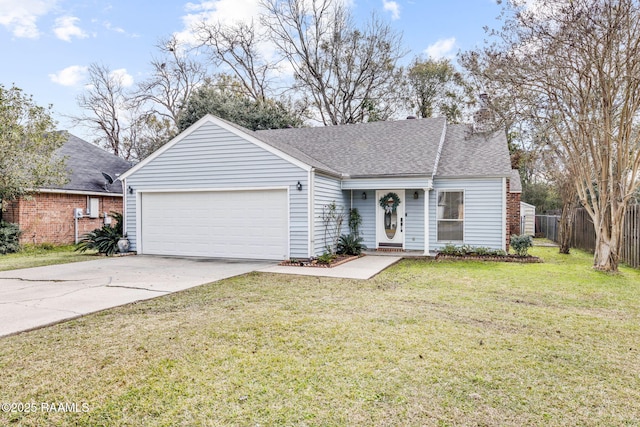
left=0, top=256, right=272, bottom=337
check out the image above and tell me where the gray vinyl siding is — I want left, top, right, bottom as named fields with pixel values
left=404, top=189, right=425, bottom=250
left=350, top=190, right=376, bottom=250
left=430, top=178, right=504, bottom=251
left=125, top=121, right=309, bottom=258
left=313, top=173, right=349, bottom=256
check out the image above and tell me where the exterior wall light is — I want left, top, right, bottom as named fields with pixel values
left=296, top=181, right=303, bottom=191
left=362, top=192, right=367, bottom=200
left=128, top=186, right=134, bottom=194
left=413, top=191, right=419, bottom=199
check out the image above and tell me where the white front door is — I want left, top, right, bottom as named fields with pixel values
left=376, top=190, right=404, bottom=249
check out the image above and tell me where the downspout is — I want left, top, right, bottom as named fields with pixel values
left=502, top=177, right=507, bottom=252
left=308, top=168, right=315, bottom=258
left=424, top=188, right=430, bottom=255
left=122, top=178, right=127, bottom=239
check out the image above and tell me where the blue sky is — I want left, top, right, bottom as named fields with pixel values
left=0, top=0, right=502, bottom=134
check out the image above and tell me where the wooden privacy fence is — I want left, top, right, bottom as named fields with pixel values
left=536, top=205, right=640, bottom=268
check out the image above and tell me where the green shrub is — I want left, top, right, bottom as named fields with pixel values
left=76, top=212, right=124, bottom=256
left=511, top=234, right=533, bottom=257
left=438, top=244, right=507, bottom=257
left=438, top=243, right=464, bottom=256
left=348, top=208, right=362, bottom=236
left=110, top=211, right=123, bottom=236
left=336, top=233, right=366, bottom=256
left=0, top=221, right=21, bottom=254
left=317, top=252, right=337, bottom=264
left=474, top=246, right=490, bottom=255
left=76, top=226, right=121, bottom=256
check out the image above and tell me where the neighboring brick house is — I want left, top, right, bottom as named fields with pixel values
left=2, top=134, right=132, bottom=245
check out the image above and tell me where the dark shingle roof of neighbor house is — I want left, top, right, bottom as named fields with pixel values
left=255, top=117, right=446, bottom=177
left=253, top=117, right=512, bottom=178
left=45, top=133, right=133, bottom=194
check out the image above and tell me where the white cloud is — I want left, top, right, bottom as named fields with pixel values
left=49, top=65, right=88, bottom=86
left=110, top=68, right=134, bottom=87
left=0, top=0, right=56, bottom=38
left=103, top=21, right=126, bottom=34
left=53, top=16, right=88, bottom=41
left=175, top=0, right=263, bottom=56
left=382, top=0, right=400, bottom=20
left=425, top=37, right=457, bottom=59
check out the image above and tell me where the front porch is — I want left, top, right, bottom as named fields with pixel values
left=345, top=186, right=431, bottom=255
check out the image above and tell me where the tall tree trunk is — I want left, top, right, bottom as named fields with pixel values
left=558, top=202, right=575, bottom=254
left=593, top=204, right=625, bottom=271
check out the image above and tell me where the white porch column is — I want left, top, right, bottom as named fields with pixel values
left=424, top=188, right=430, bottom=255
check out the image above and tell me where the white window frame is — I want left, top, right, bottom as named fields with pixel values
left=436, top=189, right=465, bottom=243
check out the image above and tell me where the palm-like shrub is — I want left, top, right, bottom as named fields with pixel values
left=337, top=233, right=366, bottom=256
left=76, top=212, right=123, bottom=256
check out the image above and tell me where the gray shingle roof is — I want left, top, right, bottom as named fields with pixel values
left=45, top=133, right=133, bottom=194
left=435, top=124, right=512, bottom=178
left=255, top=117, right=446, bottom=177
left=510, top=169, right=522, bottom=192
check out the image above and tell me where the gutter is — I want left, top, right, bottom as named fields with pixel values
left=36, top=188, right=124, bottom=197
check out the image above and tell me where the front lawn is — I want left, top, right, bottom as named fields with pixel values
left=0, top=245, right=97, bottom=272
left=1, top=246, right=639, bottom=426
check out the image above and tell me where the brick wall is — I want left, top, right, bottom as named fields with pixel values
left=5, top=193, right=123, bottom=245
left=506, top=179, right=522, bottom=251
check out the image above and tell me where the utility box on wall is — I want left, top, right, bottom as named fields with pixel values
left=88, top=198, right=100, bottom=218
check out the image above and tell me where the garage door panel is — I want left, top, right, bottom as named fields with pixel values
left=141, top=190, right=288, bottom=260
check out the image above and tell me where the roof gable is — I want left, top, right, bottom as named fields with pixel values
left=121, top=114, right=314, bottom=180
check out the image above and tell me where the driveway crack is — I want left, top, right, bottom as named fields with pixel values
left=0, top=277, right=86, bottom=283
left=105, top=284, right=168, bottom=293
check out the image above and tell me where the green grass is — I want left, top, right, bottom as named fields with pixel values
left=0, top=245, right=98, bottom=272
left=1, top=246, right=639, bottom=426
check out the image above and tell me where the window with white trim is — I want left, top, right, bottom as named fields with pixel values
left=437, top=190, right=464, bottom=241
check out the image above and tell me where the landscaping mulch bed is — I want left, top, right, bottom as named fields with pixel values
left=279, top=254, right=361, bottom=268
left=435, top=254, right=543, bottom=263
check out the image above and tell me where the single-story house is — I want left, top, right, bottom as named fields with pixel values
left=3, top=133, right=132, bottom=245
left=120, top=114, right=521, bottom=260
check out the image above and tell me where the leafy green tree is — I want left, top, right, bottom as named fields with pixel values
left=407, top=57, right=471, bottom=123
left=0, top=84, right=67, bottom=208
left=522, top=181, right=561, bottom=214
left=177, top=78, right=303, bottom=131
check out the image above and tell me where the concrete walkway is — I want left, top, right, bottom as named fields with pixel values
left=259, top=255, right=402, bottom=280
left=0, top=256, right=272, bottom=337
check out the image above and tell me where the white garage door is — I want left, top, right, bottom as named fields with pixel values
left=140, top=189, right=288, bottom=260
